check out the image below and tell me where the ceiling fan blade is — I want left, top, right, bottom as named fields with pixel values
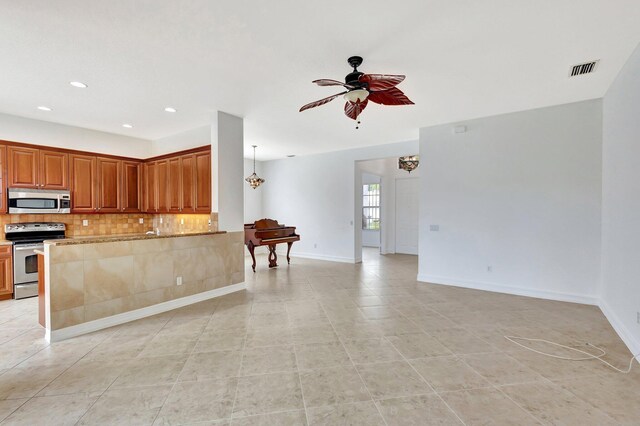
left=344, top=99, right=368, bottom=120
left=368, top=87, right=414, bottom=106
left=313, top=79, right=354, bottom=89
left=359, top=74, right=406, bottom=91
left=300, top=91, right=347, bottom=112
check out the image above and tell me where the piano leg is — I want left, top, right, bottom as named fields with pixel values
left=268, top=244, right=278, bottom=268
left=286, top=242, right=293, bottom=264
left=247, top=242, right=257, bottom=273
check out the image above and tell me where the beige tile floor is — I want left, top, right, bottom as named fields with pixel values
left=0, top=249, right=639, bottom=425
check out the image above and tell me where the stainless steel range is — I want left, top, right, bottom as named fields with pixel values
left=4, top=222, right=66, bottom=299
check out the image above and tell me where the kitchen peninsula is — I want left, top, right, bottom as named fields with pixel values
left=40, top=230, right=245, bottom=342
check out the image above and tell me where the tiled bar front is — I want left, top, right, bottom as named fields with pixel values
left=44, top=232, right=245, bottom=335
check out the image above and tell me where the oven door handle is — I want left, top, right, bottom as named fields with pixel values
left=14, top=244, right=44, bottom=251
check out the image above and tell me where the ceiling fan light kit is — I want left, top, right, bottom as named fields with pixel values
left=299, top=56, right=414, bottom=124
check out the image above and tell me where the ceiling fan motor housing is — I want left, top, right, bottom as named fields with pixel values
left=346, top=56, right=365, bottom=87
left=345, top=71, right=364, bottom=87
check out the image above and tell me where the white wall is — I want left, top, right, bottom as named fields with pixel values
left=601, top=43, right=640, bottom=354
left=0, top=112, right=151, bottom=158
left=244, top=158, right=264, bottom=224
left=361, top=172, right=381, bottom=248
left=213, top=112, right=244, bottom=232
left=262, top=140, right=418, bottom=263
left=419, top=100, right=603, bottom=304
left=151, top=125, right=211, bottom=157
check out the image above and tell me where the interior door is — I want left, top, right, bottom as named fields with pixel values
left=395, top=178, right=419, bottom=255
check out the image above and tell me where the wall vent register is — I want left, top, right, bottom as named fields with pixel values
left=569, top=60, right=599, bottom=77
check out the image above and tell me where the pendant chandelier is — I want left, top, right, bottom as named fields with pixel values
left=245, top=145, right=265, bottom=189
left=398, top=155, right=419, bottom=173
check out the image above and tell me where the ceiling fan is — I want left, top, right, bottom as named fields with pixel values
left=299, top=56, right=414, bottom=126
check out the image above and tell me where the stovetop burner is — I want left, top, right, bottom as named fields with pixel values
left=4, top=222, right=67, bottom=242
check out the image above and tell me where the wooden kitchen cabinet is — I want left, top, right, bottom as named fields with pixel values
left=39, top=150, right=69, bottom=189
left=168, top=157, right=182, bottom=213
left=7, top=146, right=38, bottom=188
left=0, top=246, right=13, bottom=300
left=194, top=151, right=211, bottom=213
left=121, top=161, right=142, bottom=213
left=1, top=139, right=210, bottom=215
left=181, top=154, right=196, bottom=212
left=96, top=157, right=121, bottom=213
left=156, top=160, right=169, bottom=213
left=70, top=154, right=97, bottom=213
left=7, top=146, right=68, bottom=189
left=0, top=146, right=6, bottom=214
left=144, top=162, right=156, bottom=213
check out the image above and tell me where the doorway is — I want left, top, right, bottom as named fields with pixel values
left=395, top=177, right=419, bottom=255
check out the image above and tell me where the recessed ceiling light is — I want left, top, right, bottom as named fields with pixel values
left=69, top=81, right=88, bottom=88
left=286, top=155, right=296, bottom=158
left=122, top=124, right=133, bottom=129
left=37, top=106, right=52, bottom=111
left=164, top=107, right=177, bottom=113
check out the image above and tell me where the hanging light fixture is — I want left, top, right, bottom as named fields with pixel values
left=245, top=145, right=265, bottom=189
left=398, top=155, right=419, bottom=173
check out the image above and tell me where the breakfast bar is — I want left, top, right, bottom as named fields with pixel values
left=39, top=231, right=245, bottom=342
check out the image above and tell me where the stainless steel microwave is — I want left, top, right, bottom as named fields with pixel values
left=8, top=188, right=71, bottom=214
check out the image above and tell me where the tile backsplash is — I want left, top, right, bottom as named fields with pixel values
left=0, top=213, right=218, bottom=239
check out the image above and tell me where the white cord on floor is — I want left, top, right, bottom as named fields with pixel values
left=504, top=335, right=640, bottom=374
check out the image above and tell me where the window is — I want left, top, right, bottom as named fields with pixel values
left=362, top=183, right=380, bottom=230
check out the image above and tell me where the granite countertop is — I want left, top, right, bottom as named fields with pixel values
left=0, top=240, right=13, bottom=246
left=46, top=231, right=226, bottom=246
left=34, top=249, right=45, bottom=255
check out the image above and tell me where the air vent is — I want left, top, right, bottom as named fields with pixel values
left=569, top=60, right=599, bottom=77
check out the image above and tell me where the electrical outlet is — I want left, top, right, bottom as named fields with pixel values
left=160, top=217, right=163, bottom=224
left=487, top=266, right=492, bottom=272
left=314, top=243, right=317, bottom=249
left=176, top=276, right=183, bottom=286
left=82, top=220, right=89, bottom=226
left=180, top=218, right=184, bottom=225
left=139, top=218, right=144, bottom=224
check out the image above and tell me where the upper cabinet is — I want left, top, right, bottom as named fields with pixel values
left=194, top=151, right=211, bottom=213
left=122, top=161, right=142, bottom=213
left=8, top=146, right=68, bottom=189
left=1, top=141, right=210, bottom=214
left=96, top=157, right=121, bottom=213
left=0, top=146, right=6, bottom=214
left=70, top=154, right=97, bottom=213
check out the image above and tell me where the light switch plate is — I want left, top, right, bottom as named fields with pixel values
left=429, top=225, right=440, bottom=231
left=139, top=218, right=144, bottom=224
left=82, top=220, right=89, bottom=226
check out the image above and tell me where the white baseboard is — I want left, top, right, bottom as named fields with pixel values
left=274, top=249, right=357, bottom=264
left=599, top=299, right=640, bottom=359
left=48, top=282, right=247, bottom=343
left=416, top=274, right=599, bottom=306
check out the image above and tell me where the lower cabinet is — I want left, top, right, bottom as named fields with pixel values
left=0, top=246, right=13, bottom=300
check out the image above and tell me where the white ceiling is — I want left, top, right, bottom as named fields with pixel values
left=1, top=1, right=639, bottom=160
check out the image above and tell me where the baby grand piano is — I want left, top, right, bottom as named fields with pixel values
left=244, top=219, right=301, bottom=272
